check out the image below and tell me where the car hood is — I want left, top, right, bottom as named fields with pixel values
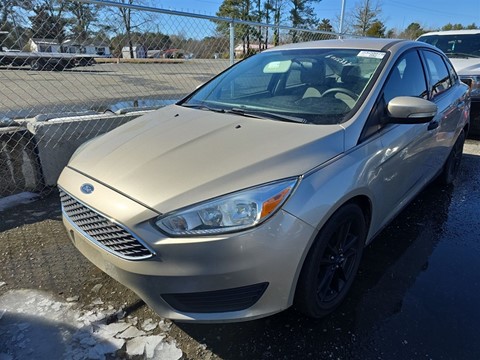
left=449, top=58, right=480, bottom=76
left=68, top=105, right=345, bottom=213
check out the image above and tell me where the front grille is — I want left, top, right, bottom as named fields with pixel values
left=162, top=282, right=269, bottom=313
left=60, top=189, right=154, bottom=260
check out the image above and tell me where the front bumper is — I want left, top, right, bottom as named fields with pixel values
left=58, top=167, right=316, bottom=322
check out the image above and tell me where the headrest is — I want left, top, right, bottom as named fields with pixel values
left=341, top=65, right=361, bottom=84
left=300, top=60, right=326, bottom=86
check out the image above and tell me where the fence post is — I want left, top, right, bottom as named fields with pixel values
left=229, top=21, right=235, bottom=65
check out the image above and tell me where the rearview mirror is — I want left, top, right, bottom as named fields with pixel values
left=387, top=96, right=437, bottom=124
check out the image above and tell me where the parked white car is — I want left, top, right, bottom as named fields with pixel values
left=418, top=29, right=480, bottom=135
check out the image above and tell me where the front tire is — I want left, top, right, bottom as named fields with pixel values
left=295, top=203, right=367, bottom=318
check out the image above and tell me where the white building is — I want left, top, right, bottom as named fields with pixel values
left=62, top=39, right=111, bottom=56
left=121, top=45, right=147, bottom=59
left=28, top=38, right=111, bottom=56
left=234, top=43, right=274, bottom=57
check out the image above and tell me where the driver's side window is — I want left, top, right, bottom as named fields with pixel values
left=383, top=50, right=428, bottom=103
left=361, top=50, right=428, bottom=141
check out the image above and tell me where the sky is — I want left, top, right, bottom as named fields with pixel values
left=153, top=0, right=480, bottom=32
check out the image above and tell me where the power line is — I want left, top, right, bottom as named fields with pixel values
left=387, top=0, right=478, bottom=21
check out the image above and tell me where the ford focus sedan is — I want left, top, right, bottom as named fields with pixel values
left=58, top=39, right=470, bottom=322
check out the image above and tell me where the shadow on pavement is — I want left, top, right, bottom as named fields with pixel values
left=0, top=190, right=61, bottom=232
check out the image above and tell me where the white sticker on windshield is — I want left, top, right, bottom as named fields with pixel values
left=358, top=51, right=385, bottom=59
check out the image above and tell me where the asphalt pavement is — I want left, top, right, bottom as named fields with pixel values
left=1, top=140, right=479, bottom=360
left=0, top=61, right=229, bottom=120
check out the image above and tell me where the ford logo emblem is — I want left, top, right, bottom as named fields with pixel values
left=81, top=183, right=94, bottom=194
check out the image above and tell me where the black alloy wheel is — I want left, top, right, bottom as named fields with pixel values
left=295, top=203, right=367, bottom=318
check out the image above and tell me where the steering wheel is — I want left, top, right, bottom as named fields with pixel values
left=321, top=87, right=358, bottom=100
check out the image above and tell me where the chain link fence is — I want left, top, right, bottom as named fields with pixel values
left=1, top=0, right=349, bottom=201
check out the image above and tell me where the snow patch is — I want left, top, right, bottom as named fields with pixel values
left=118, top=326, right=146, bottom=339
left=153, top=341, right=183, bottom=360
left=158, top=319, right=172, bottom=332
left=126, top=335, right=165, bottom=357
left=0, top=290, right=182, bottom=359
left=141, top=318, right=158, bottom=332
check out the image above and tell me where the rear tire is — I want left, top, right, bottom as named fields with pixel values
left=30, top=59, right=41, bottom=70
left=295, top=203, right=367, bottom=318
left=31, top=59, right=47, bottom=71
left=438, top=130, right=465, bottom=185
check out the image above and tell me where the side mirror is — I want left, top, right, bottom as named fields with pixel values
left=387, top=96, right=437, bottom=124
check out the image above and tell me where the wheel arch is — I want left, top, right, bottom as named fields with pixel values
left=288, top=193, right=373, bottom=306
left=291, top=197, right=371, bottom=316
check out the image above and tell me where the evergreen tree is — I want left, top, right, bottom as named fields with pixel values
left=29, top=1, right=67, bottom=43
left=400, top=22, right=425, bottom=40
left=0, top=0, right=33, bottom=49
left=289, top=0, right=321, bottom=42
left=442, top=23, right=464, bottom=31
left=365, top=20, right=385, bottom=38
left=67, top=2, right=99, bottom=42
left=318, top=18, right=333, bottom=32
left=216, top=0, right=254, bottom=57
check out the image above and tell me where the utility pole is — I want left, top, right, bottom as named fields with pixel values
left=339, top=0, right=346, bottom=38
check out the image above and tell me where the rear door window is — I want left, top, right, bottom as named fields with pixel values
left=422, top=50, right=452, bottom=97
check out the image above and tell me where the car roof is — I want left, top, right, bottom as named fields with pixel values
left=419, top=29, right=480, bottom=36
left=263, top=38, right=410, bottom=52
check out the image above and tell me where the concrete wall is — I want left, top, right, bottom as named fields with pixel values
left=0, top=127, right=43, bottom=197
left=27, top=111, right=148, bottom=187
left=0, top=111, right=148, bottom=197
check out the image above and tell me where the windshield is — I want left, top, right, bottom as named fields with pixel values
left=181, top=48, right=385, bottom=125
left=418, top=33, right=480, bottom=58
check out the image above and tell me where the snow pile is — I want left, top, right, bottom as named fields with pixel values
left=0, top=290, right=182, bottom=360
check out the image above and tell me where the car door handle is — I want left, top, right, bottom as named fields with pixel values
left=428, top=121, right=439, bottom=131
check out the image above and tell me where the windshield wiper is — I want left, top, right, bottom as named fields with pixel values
left=444, top=52, right=480, bottom=59
left=180, top=104, right=307, bottom=123
left=228, top=108, right=307, bottom=123
left=180, top=103, right=226, bottom=113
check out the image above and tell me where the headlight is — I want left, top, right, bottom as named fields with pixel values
left=155, top=178, right=298, bottom=236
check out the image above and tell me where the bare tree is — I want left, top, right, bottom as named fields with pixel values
left=1, top=0, right=33, bottom=25
left=103, top=0, right=154, bottom=58
left=350, top=0, right=382, bottom=36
